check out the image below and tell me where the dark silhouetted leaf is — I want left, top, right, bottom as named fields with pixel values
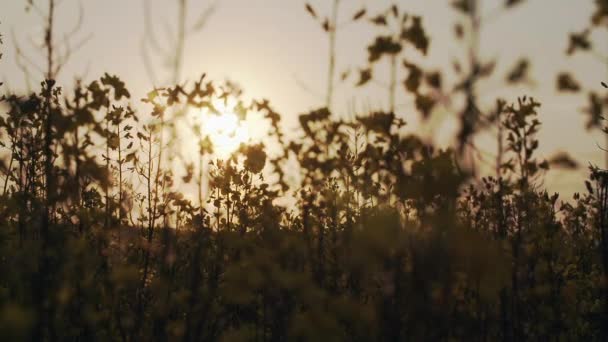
left=585, top=180, right=594, bottom=194
left=322, top=19, right=330, bottom=32
left=357, top=69, right=372, bottom=87
left=548, top=152, right=579, bottom=170
left=451, top=0, right=471, bottom=13
left=353, top=8, right=366, bottom=21
left=403, top=60, right=422, bottom=93
left=425, top=71, right=442, bottom=89
left=416, top=94, right=436, bottom=120
left=401, top=16, right=429, bottom=55
left=371, top=14, right=387, bottom=26
left=566, top=30, right=591, bottom=55
left=583, top=92, right=605, bottom=130
left=506, top=0, right=525, bottom=8
left=557, top=73, right=581, bottom=92
left=244, top=144, right=267, bottom=174
left=506, top=59, right=529, bottom=84
left=305, top=3, right=317, bottom=18
left=367, top=36, right=401, bottom=62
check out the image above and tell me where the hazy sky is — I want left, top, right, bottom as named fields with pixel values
left=1, top=0, right=607, bottom=197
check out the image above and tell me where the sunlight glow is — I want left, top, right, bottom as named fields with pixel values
left=206, top=112, right=249, bottom=157
left=196, top=98, right=250, bottom=158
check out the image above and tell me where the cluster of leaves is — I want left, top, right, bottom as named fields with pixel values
left=354, top=4, right=434, bottom=117
left=448, top=0, right=534, bottom=154
left=558, top=0, right=608, bottom=131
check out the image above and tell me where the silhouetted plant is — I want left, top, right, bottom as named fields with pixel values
left=356, top=4, right=430, bottom=115
left=0, top=2, right=607, bottom=341
left=559, top=0, right=608, bottom=167
left=303, top=1, right=366, bottom=111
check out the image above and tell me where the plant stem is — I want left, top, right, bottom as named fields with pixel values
left=326, top=0, right=340, bottom=111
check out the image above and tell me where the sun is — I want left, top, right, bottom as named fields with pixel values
left=205, top=111, right=249, bottom=157
left=195, top=98, right=250, bottom=158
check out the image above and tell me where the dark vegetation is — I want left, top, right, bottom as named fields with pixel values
left=0, top=0, right=608, bottom=340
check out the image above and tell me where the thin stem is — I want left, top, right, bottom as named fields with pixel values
left=326, top=0, right=340, bottom=111
left=45, top=0, right=55, bottom=80
left=173, top=0, right=187, bottom=84
left=389, top=54, right=397, bottom=113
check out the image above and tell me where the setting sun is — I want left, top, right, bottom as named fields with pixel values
left=205, top=111, right=249, bottom=157
left=194, top=98, right=250, bottom=158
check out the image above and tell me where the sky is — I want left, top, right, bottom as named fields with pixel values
left=1, top=0, right=607, bottom=198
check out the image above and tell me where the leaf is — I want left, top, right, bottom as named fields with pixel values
left=548, top=152, right=579, bottom=170
left=556, top=73, right=581, bottom=92
left=101, top=73, right=130, bottom=100
left=477, top=60, right=496, bottom=78
left=583, top=92, right=604, bottom=130
left=356, top=111, right=395, bottom=134
left=368, top=36, right=402, bottom=62
left=137, top=131, right=149, bottom=141
left=416, top=94, right=436, bottom=120
left=506, top=59, right=529, bottom=84
left=357, top=69, right=372, bottom=87
left=401, top=16, right=429, bottom=55
left=353, top=8, right=366, bottom=21
left=451, top=0, right=471, bottom=13
left=125, top=152, right=136, bottom=163
left=425, top=71, right=442, bottom=89
left=108, top=134, right=120, bottom=150
left=340, top=69, right=350, bottom=81
left=390, top=5, right=399, bottom=18
left=322, top=19, right=330, bottom=32
left=566, top=30, right=591, bottom=55
left=505, top=0, right=525, bottom=8
left=371, top=15, right=387, bottom=26
left=585, top=180, right=594, bottom=194
left=403, top=60, right=422, bottom=93
left=305, top=3, right=317, bottom=18
left=244, top=144, right=267, bottom=174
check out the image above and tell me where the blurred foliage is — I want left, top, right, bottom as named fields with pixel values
left=0, top=1, right=607, bottom=341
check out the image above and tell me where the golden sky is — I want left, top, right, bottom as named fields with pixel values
left=2, top=0, right=607, bottom=198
